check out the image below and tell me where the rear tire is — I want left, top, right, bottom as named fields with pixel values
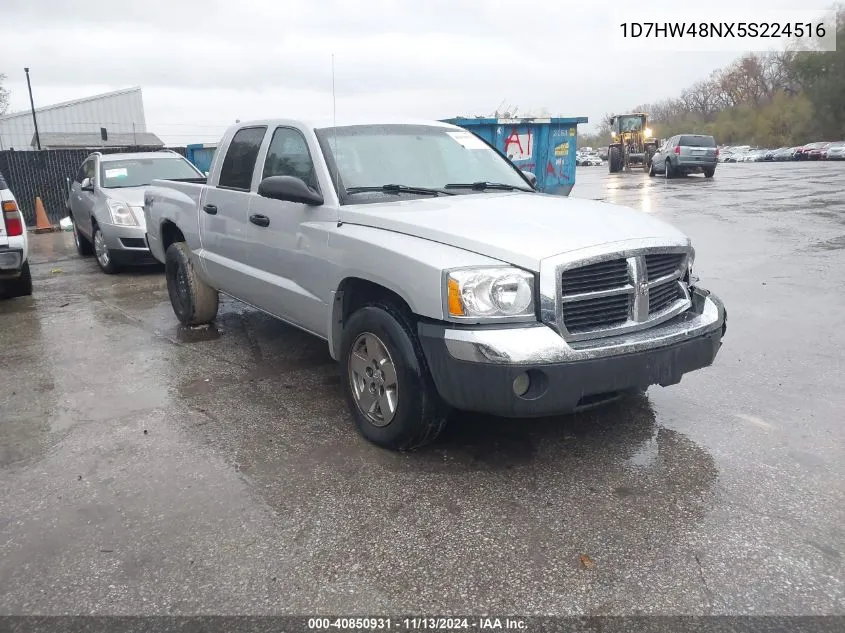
left=165, top=241, right=219, bottom=326
left=703, top=167, right=715, bottom=178
left=664, top=159, right=674, bottom=179
left=71, top=215, right=93, bottom=256
left=341, top=302, right=449, bottom=450
left=4, top=261, right=33, bottom=298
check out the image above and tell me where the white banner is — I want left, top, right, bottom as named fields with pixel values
left=611, top=8, right=837, bottom=52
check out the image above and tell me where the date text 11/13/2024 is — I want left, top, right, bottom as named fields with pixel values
left=307, top=617, right=528, bottom=630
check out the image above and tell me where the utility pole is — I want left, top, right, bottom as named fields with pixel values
left=24, top=68, right=41, bottom=150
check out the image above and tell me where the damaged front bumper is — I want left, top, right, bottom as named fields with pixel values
left=418, top=287, right=726, bottom=417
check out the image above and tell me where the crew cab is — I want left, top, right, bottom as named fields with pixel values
left=144, top=118, right=727, bottom=450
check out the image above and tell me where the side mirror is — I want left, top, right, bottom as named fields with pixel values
left=521, top=170, right=538, bottom=189
left=258, top=175, right=323, bottom=205
left=81, top=177, right=94, bottom=192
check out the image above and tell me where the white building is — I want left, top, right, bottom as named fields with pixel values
left=0, top=86, right=161, bottom=150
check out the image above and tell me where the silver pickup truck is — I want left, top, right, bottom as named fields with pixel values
left=144, top=118, right=727, bottom=450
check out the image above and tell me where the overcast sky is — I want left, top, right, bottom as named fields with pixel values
left=1, top=0, right=816, bottom=143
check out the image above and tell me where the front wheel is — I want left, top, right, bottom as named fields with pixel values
left=648, top=161, right=655, bottom=177
left=341, top=302, right=449, bottom=450
left=165, top=241, right=219, bottom=326
left=93, top=226, right=120, bottom=274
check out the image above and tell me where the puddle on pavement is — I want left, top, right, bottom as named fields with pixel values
left=174, top=324, right=223, bottom=343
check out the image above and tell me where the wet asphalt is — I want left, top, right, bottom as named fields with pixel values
left=1, top=162, right=844, bottom=615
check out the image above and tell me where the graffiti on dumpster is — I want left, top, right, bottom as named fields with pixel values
left=504, top=128, right=533, bottom=161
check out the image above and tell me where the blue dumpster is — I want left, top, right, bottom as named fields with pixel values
left=443, top=117, right=588, bottom=196
left=185, top=143, right=218, bottom=175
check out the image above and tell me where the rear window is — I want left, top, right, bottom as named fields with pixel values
left=679, top=136, right=716, bottom=148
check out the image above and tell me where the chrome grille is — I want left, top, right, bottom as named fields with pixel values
left=550, top=247, right=692, bottom=341
left=648, top=281, right=683, bottom=314
left=561, top=259, right=628, bottom=294
left=645, top=253, right=684, bottom=280
left=562, top=293, right=630, bottom=333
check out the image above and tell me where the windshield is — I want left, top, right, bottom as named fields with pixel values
left=315, top=125, right=529, bottom=195
left=618, top=116, right=644, bottom=132
left=100, top=157, right=202, bottom=188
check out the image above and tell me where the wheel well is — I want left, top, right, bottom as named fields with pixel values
left=339, top=278, right=412, bottom=323
left=161, top=221, right=185, bottom=252
left=331, top=278, right=414, bottom=359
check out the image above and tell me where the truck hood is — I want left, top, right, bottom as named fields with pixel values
left=338, top=192, right=689, bottom=271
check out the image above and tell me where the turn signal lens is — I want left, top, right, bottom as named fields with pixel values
left=447, top=278, right=465, bottom=316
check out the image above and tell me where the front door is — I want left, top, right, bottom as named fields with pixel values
left=71, top=158, right=98, bottom=237
left=243, top=126, right=335, bottom=334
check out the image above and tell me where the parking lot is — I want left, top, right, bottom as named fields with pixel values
left=1, top=161, right=843, bottom=615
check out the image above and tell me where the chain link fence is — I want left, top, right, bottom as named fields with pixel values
left=0, top=147, right=187, bottom=226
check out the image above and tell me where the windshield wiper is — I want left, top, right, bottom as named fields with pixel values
left=444, top=181, right=534, bottom=192
left=345, top=184, right=453, bottom=196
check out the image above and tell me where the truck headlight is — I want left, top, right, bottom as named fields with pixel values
left=106, top=200, right=139, bottom=226
left=445, top=268, right=535, bottom=321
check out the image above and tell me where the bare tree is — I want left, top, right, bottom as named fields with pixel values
left=0, top=74, right=10, bottom=115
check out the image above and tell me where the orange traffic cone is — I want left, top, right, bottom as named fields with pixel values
left=34, top=196, right=53, bottom=233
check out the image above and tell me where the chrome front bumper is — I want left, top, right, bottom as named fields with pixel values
left=442, top=288, right=725, bottom=365
left=417, top=287, right=726, bottom=417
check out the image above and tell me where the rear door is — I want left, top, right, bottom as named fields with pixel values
left=679, top=135, right=717, bottom=163
left=199, top=125, right=267, bottom=298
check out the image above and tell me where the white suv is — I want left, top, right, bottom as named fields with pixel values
left=0, top=171, right=32, bottom=298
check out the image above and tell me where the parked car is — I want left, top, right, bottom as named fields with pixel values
left=649, top=134, right=718, bottom=178
left=0, top=170, right=32, bottom=298
left=808, top=142, right=832, bottom=161
left=772, top=147, right=797, bottom=161
left=144, top=118, right=727, bottom=449
left=580, top=154, right=603, bottom=166
left=764, top=147, right=788, bottom=161
left=743, top=149, right=768, bottom=162
left=794, top=142, right=824, bottom=160
left=825, top=142, right=845, bottom=160
left=67, top=151, right=206, bottom=273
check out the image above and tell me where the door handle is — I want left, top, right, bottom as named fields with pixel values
left=203, top=204, right=218, bottom=215
left=249, top=214, right=270, bottom=228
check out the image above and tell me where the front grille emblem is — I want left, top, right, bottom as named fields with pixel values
left=637, top=281, right=648, bottom=296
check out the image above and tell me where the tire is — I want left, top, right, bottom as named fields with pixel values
left=664, top=159, right=674, bottom=179
left=93, top=225, right=120, bottom=274
left=71, top=215, right=93, bottom=256
left=340, top=302, right=449, bottom=450
left=703, top=167, right=715, bottom=178
left=165, top=241, right=219, bottom=326
left=4, top=261, right=33, bottom=298
left=648, top=161, right=655, bottom=177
